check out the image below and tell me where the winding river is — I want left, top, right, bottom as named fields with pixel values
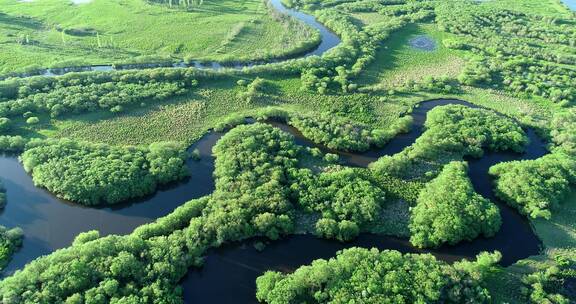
left=10, top=0, right=340, bottom=79
left=0, top=0, right=564, bottom=302
left=180, top=99, right=547, bottom=303
left=0, top=99, right=548, bottom=302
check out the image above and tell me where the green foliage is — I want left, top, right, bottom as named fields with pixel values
left=371, top=105, right=527, bottom=178
left=551, top=108, right=576, bottom=155
left=294, top=167, right=385, bottom=240
left=25, top=116, right=39, bottom=125
left=0, top=117, right=11, bottom=133
left=410, top=161, right=501, bottom=248
left=256, top=248, right=499, bottom=304
left=289, top=112, right=412, bottom=152
left=0, top=135, right=27, bottom=152
left=490, top=153, right=576, bottom=219
left=0, top=225, right=23, bottom=270
left=187, top=123, right=303, bottom=246
left=20, top=139, right=189, bottom=205
left=1, top=81, right=189, bottom=118
left=237, top=77, right=268, bottom=103
left=436, top=2, right=576, bottom=104
left=521, top=252, right=576, bottom=304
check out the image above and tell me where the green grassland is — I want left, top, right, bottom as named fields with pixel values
left=25, top=75, right=549, bottom=147
left=355, top=23, right=466, bottom=89
left=0, top=0, right=318, bottom=75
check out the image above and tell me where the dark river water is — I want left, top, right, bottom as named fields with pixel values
left=179, top=99, right=548, bottom=303
left=0, top=99, right=548, bottom=301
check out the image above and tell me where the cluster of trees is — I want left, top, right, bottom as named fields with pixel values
left=399, top=76, right=460, bottom=95
left=0, top=225, right=23, bottom=270
left=371, top=105, right=527, bottom=178
left=187, top=123, right=303, bottom=246
left=0, top=230, right=195, bottom=303
left=551, top=108, right=576, bottom=155
left=0, top=81, right=189, bottom=118
left=0, top=135, right=27, bottom=153
left=293, top=0, right=433, bottom=94
left=210, top=106, right=412, bottom=153
left=20, top=139, right=189, bottom=205
left=256, top=248, right=500, bottom=303
left=488, top=108, right=576, bottom=219
left=489, top=153, right=576, bottom=219
left=436, top=3, right=576, bottom=104
left=0, top=68, right=208, bottom=101
left=521, top=252, right=576, bottom=304
left=289, top=112, right=412, bottom=152
left=410, top=161, right=501, bottom=248
left=294, top=168, right=385, bottom=241
left=236, top=77, right=268, bottom=103
left=0, top=117, right=11, bottom=133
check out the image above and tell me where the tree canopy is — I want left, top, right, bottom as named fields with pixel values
left=20, top=139, right=189, bottom=205
left=256, top=247, right=500, bottom=304
left=371, top=105, right=527, bottom=178
left=489, top=153, right=576, bottom=219
left=410, top=161, right=501, bottom=248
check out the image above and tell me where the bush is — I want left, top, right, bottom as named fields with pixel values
left=20, top=139, right=189, bottom=205
left=256, top=248, right=499, bottom=304
left=489, top=153, right=576, bottom=219
left=410, top=161, right=501, bottom=248
left=25, top=117, right=39, bottom=125
left=0, top=118, right=11, bottom=133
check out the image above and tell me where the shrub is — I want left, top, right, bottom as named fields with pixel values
left=410, top=161, right=501, bottom=248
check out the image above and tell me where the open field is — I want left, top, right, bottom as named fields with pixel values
left=356, top=23, right=466, bottom=88
left=0, top=0, right=318, bottom=75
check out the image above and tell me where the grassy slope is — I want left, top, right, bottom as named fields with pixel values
left=0, top=0, right=317, bottom=74
left=354, top=22, right=466, bottom=88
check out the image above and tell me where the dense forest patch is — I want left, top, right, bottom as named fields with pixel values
left=20, top=139, right=189, bottom=205
left=490, top=153, right=576, bottom=220
left=256, top=248, right=500, bottom=304
left=371, top=104, right=528, bottom=178
left=410, top=161, right=501, bottom=248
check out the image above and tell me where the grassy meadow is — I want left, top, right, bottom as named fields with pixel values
left=355, top=23, right=466, bottom=89
left=0, top=0, right=318, bottom=75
